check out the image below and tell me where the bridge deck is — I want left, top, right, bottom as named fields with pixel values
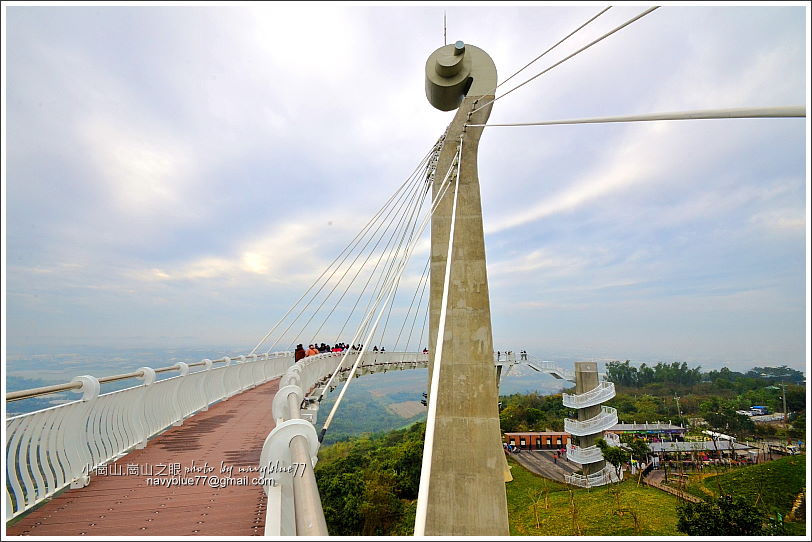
left=7, top=378, right=280, bottom=536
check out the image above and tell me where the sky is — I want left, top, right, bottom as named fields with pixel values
left=2, top=2, right=810, bottom=374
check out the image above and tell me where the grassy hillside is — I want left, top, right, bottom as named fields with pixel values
left=505, top=457, right=683, bottom=536
left=317, top=424, right=686, bottom=537
left=317, top=428, right=805, bottom=536
left=683, top=456, right=805, bottom=522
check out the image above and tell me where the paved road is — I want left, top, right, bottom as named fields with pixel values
left=509, top=450, right=579, bottom=483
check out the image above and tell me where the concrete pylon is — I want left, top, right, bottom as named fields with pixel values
left=421, top=41, right=509, bottom=536
left=574, top=361, right=607, bottom=475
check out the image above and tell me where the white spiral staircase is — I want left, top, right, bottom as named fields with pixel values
left=562, top=367, right=620, bottom=487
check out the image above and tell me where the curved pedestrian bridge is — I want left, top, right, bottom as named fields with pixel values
left=5, top=350, right=521, bottom=535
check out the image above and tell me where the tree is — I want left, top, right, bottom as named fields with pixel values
left=676, top=494, right=783, bottom=535
left=621, top=435, right=651, bottom=485
left=359, top=470, right=402, bottom=535
left=595, top=437, right=629, bottom=480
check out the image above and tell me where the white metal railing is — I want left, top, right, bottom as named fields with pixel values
left=5, top=352, right=293, bottom=520
left=528, top=361, right=576, bottom=381
left=562, top=381, right=615, bottom=409
left=262, top=351, right=344, bottom=536
left=565, top=463, right=621, bottom=488
left=493, top=351, right=516, bottom=363
left=603, top=431, right=621, bottom=447
left=566, top=443, right=604, bottom=464
left=564, top=406, right=618, bottom=436
left=566, top=430, right=622, bottom=464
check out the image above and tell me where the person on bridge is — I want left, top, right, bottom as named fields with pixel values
left=305, top=344, right=319, bottom=357
left=294, top=344, right=306, bottom=363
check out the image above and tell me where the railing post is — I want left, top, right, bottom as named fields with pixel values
left=135, top=367, right=156, bottom=449
left=199, top=359, right=213, bottom=411
left=67, top=375, right=100, bottom=489
left=173, top=362, right=190, bottom=426
left=260, top=419, right=326, bottom=535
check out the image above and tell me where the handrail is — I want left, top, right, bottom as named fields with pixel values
left=5, top=381, right=84, bottom=401
left=527, top=360, right=576, bottom=381
left=6, top=352, right=293, bottom=402
left=564, top=406, right=618, bottom=436
left=565, top=464, right=620, bottom=488
left=566, top=443, right=604, bottom=464
left=562, top=381, right=615, bottom=409
left=6, top=353, right=293, bottom=520
left=8, top=349, right=516, bottom=403
left=262, top=352, right=342, bottom=535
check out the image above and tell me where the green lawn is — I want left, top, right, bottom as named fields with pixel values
left=679, top=455, right=806, bottom=534
left=505, top=458, right=684, bottom=536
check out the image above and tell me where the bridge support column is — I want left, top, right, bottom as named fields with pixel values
left=423, top=41, right=509, bottom=536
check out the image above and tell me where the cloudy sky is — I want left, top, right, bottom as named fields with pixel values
left=3, top=2, right=809, bottom=372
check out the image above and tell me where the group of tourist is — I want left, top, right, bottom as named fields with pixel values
left=293, top=342, right=391, bottom=362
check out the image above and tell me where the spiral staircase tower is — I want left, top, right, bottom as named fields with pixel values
left=562, top=361, right=620, bottom=487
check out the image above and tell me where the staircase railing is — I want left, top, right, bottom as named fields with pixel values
left=564, top=463, right=621, bottom=488
left=564, top=406, right=618, bottom=436
left=562, top=381, right=615, bottom=409
left=566, top=443, right=604, bottom=464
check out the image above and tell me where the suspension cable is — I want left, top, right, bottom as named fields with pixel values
left=328, top=156, right=433, bottom=346
left=318, top=152, right=460, bottom=443
left=470, top=6, right=660, bottom=116
left=267, top=171, right=422, bottom=354
left=286, top=152, right=432, bottom=349
left=344, top=160, right=433, bottom=350
left=466, top=105, right=807, bottom=128
left=312, top=173, right=431, bottom=348
left=259, top=144, right=436, bottom=354
left=316, top=146, right=461, bottom=413
left=249, top=138, right=441, bottom=354
left=393, top=254, right=431, bottom=352
left=496, top=6, right=611, bottom=91
left=316, top=147, right=460, bottom=405
left=332, top=139, right=442, bottom=346
left=409, top=273, right=430, bottom=353
left=373, top=178, right=433, bottom=349
left=417, top=292, right=430, bottom=353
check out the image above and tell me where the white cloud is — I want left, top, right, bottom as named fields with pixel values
left=749, top=209, right=806, bottom=233
left=79, top=116, right=194, bottom=216
left=4, top=5, right=806, bottom=370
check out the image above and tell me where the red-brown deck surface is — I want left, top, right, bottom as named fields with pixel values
left=7, top=379, right=281, bottom=536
